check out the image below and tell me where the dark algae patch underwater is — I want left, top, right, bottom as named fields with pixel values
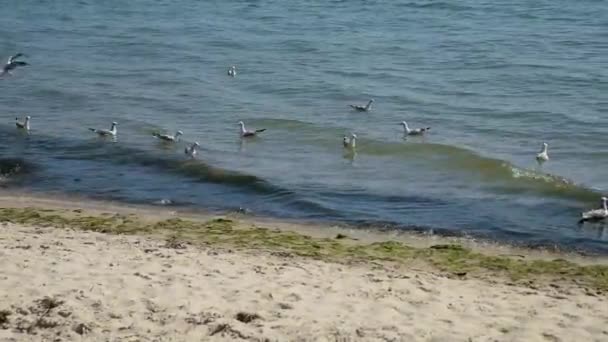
left=1, top=207, right=606, bottom=292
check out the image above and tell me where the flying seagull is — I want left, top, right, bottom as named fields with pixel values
left=400, top=121, right=431, bottom=136
left=579, top=197, right=608, bottom=223
left=89, top=121, right=117, bottom=137
left=15, top=115, right=31, bottom=131
left=239, top=121, right=266, bottom=138
left=228, top=65, right=237, bottom=77
left=536, top=142, right=549, bottom=163
left=350, top=99, right=374, bottom=112
left=185, top=142, right=200, bottom=158
left=153, top=130, right=183, bottom=142
left=1, top=53, right=28, bottom=77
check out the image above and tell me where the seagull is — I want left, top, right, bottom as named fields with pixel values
left=343, top=135, right=350, bottom=148
left=343, top=133, right=357, bottom=149
left=227, top=65, right=237, bottom=77
left=15, top=115, right=31, bottom=130
left=400, top=121, right=430, bottom=136
left=153, top=130, right=183, bottom=142
left=239, top=121, right=266, bottom=138
left=536, top=143, right=549, bottom=163
left=184, top=142, right=200, bottom=158
left=1, top=53, right=28, bottom=76
left=350, top=99, right=374, bottom=112
left=89, top=121, right=117, bottom=137
left=579, top=197, right=608, bottom=223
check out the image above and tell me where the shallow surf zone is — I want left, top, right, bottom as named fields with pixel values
left=1, top=119, right=606, bottom=254
left=246, top=117, right=601, bottom=201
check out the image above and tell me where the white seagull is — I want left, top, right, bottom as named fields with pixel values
left=343, top=133, right=357, bottom=149
left=153, top=130, right=183, bottom=142
left=579, top=197, right=608, bottom=223
left=239, top=121, right=266, bottom=138
left=89, top=121, right=117, bottom=137
left=350, top=99, right=374, bottom=112
left=15, top=115, right=31, bottom=131
left=227, top=65, right=237, bottom=77
left=185, top=142, right=200, bottom=158
left=536, top=143, right=549, bottom=163
left=1, top=53, right=28, bottom=77
left=400, top=121, right=431, bottom=136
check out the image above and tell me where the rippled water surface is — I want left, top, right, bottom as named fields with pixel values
left=1, top=0, right=607, bottom=252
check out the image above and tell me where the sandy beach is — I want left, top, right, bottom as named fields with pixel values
left=0, top=198, right=607, bottom=341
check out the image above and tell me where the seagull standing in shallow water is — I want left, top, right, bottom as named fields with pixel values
left=401, top=121, right=430, bottom=136
left=15, top=116, right=31, bottom=131
left=239, top=121, right=266, bottom=138
left=227, top=65, right=237, bottom=77
left=536, top=143, right=549, bottom=163
left=153, top=130, right=183, bottom=142
left=89, top=122, right=117, bottom=137
left=350, top=99, right=374, bottom=112
left=185, top=142, right=200, bottom=158
left=1, top=53, right=28, bottom=77
left=579, top=197, right=608, bottom=223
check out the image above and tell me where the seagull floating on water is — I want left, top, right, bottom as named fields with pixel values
left=536, top=143, right=549, bottom=163
left=343, top=133, right=357, bottom=149
left=15, top=115, right=31, bottom=131
left=153, top=130, right=183, bottom=142
left=185, top=142, right=200, bottom=158
left=1, top=53, right=28, bottom=77
left=579, top=197, right=608, bottom=223
left=350, top=99, right=374, bottom=112
left=227, top=65, right=237, bottom=77
left=400, top=121, right=430, bottom=136
left=342, top=135, right=350, bottom=148
left=239, top=121, right=266, bottom=138
left=89, top=121, right=117, bottom=137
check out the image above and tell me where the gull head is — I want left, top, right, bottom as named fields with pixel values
left=176, top=130, right=184, bottom=136
left=25, top=115, right=31, bottom=120
left=112, top=122, right=118, bottom=125
left=400, top=121, right=407, bottom=126
left=602, top=197, right=607, bottom=202
left=238, top=121, right=244, bottom=126
left=351, top=133, right=357, bottom=139
left=194, top=142, right=200, bottom=147
left=543, top=142, right=548, bottom=147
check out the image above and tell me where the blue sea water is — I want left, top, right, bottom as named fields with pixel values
left=1, top=0, right=607, bottom=252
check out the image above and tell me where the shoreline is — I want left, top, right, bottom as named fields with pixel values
left=1, top=191, right=607, bottom=264
left=0, top=191, right=607, bottom=285
left=1, top=192, right=608, bottom=340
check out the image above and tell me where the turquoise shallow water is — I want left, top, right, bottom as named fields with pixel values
left=1, top=0, right=607, bottom=252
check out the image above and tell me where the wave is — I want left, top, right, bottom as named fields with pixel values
left=1, top=118, right=601, bottom=207
left=363, top=141, right=600, bottom=202
left=0, top=125, right=280, bottom=197
left=248, top=118, right=601, bottom=202
left=73, top=144, right=289, bottom=196
left=397, top=1, right=474, bottom=12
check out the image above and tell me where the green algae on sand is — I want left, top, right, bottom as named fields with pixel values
left=1, top=207, right=606, bottom=292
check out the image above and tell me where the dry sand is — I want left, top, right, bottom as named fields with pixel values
left=1, top=221, right=607, bottom=342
